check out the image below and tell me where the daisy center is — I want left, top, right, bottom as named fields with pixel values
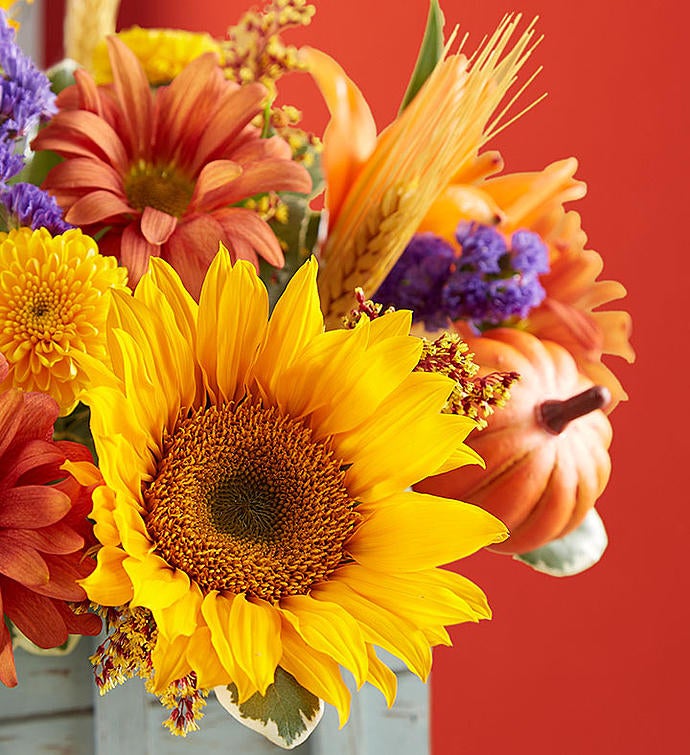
left=144, top=399, right=359, bottom=602
left=124, top=163, right=194, bottom=217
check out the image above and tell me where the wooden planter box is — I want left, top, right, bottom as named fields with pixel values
left=0, top=640, right=429, bottom=754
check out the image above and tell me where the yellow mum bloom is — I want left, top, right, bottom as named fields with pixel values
left=91, top=26, right=223, bottom=86
left=0, top=227, right=128, bottom=413
left=79, top=247, right=507, bottom=724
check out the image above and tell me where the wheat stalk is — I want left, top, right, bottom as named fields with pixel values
left=64, top=0, right=120, bottom=68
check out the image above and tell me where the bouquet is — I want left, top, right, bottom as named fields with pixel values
left=0, top=0, right=632, bottom=749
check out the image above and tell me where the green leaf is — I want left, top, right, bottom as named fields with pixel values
left=514, top=508, right=608, bottom=577
left=214, top=667, right=324, bottom=750
left=46, top=58, right=79, bottom=95
left=399, top=0, right=446, bottom=113
left=261, top=192, right=322, bottom=309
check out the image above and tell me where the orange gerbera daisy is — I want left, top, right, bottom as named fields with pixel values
left=424, top=158, right=634, bottom=411
left=32, top=38, right=311, bottom=297
left=0, top=356, right=102, bottom=687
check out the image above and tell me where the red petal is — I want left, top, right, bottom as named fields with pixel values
left=65, top=190, right=133, bottom=225
left=45, top=157, right=124, bottom=194
left=73, top=68, right=104, bottom=116
left=10, top=392, right=59, bottom=445
left=54, top=600, right=101, bottom=637
left=16, top=523, right=84, bottom=555
left=190, top=82, right=265, bottom=172
left=155, top=53, right=225, bottom=167
left=214, top=207, right=285, bottom=267
left=0, top=389, right=23, bottom=458
left=106, top=38, right=154, bottom=160
left=32, top=110, right=130, bottom=173
left=1, top=439, right=65, bottom=488
left=188, top=159, right=243, bottom=212
left=0, top=604, right=18, bottom=687
left=140, top=206, right=178, bottom=245
left=2, top=581, right=68, bottom=649
left=0, top=486, right=71, bottom=529
left=32, top=555, right=88, bottom=602
left=0, top=531, right=49, bottom=586
left=193, top=158, right=311, bottom=211
left=121, top=222, right=160, bottom=286
left=164, top=214, right=225, bottom=299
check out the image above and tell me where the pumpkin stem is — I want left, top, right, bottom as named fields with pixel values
left=537, top=386, right=611, bottom=435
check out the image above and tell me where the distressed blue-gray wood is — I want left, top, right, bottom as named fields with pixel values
left=0, top=641, right=429, bottom=754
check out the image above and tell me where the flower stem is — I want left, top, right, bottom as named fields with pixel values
left=537, top=386, right=611, bottom=435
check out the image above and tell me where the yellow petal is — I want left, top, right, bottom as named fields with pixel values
left=365, top=645, right=397, bottom=707
left=252, top=258, right=322, bottom=402
left=228, top=595, right=282, bottom=696
left=278, top=615, right=351, bottom=727
left=310, top=579, right=432, bottom=680
left=335, top=373, right=478, bottom=500
left=61, top=459, right=103, bottom=487
left=89, top=485, right=119, bottom=547
left=123, top=553, right=190, bottom=610
left=348, top=490, right=508, bottom=571
left=200, top=591, right=257, bottom=702
left=154, top=581, right=204, bottom=641
left=151, top=633, right=192, bottom=692
left=311, top=331, right=423, bottom=438
left=280, top=595, right=368, bottom=687
left=186, top=626, right=231, bottom=690
left=80, top=545, right=133, bottom=605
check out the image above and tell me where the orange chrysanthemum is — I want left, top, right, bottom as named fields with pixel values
left=424, top=158, right=634, bottom=411
left=0, top=356, right=101, bottom=687
left=33, top=37, right=311, bottom=297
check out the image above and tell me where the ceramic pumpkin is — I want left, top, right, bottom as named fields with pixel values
left=416, top=328, right=613, bottom=555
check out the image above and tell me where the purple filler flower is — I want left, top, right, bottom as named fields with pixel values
left=0, top=182, right=72, bottom=234
left=375, top=233, right=456, bottom=329
left=0, top=10, right=56, bottom=141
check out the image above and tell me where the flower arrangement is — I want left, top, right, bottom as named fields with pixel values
left=0, top=0, right=632, bottom=749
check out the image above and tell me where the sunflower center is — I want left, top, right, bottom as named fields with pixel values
left=124, top=163, right=194, bottom=217
left=143, top=399, right=359, bottom=602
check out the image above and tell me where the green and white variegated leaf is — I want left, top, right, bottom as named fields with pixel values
left=11, top=626, right=82, bottom=657
left=214, top=667, right=324, bottom=750
left=514, top=508, right=608, bottom=577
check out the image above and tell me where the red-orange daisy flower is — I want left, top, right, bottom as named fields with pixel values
left=0, top=356, right=101, bottom=687
left=32, top=38, right=311, bottom=297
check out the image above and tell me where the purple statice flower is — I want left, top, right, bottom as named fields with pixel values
left=0, top=10, right=56, bottom=142
left=0, top=182, right=73, bottom=234
left=455, top=221, right=506, bottom=273
left=510, top=229, right=549, bottom=274
left=0, top=138, right=23, bottom=182
left=444, top=223, right=550, bottom=328
left=375, top=233, right=457, bottom=330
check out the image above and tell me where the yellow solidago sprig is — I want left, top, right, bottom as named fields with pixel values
left=0, top=227, right=129, bottom=413
left=91, top=26, right=223, bottom=86
left=222, top=0, right=315, bottom=97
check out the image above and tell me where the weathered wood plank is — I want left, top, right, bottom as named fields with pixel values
left=0, top=711, right=94, bottom=755
left=0, top=640, right=94, bottom=721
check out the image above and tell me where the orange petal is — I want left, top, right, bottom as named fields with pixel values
left=140, top=206, right=178, bottom=246
left=300, top=46, right=378, bottom=227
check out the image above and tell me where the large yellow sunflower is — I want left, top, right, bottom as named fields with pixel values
left=78, top=247, right=507, bottom=726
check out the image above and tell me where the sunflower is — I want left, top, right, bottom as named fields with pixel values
left=422, top=158, right=634, bottom=411
left=0, top=354, right=102, bottom=687
left=0, top=227, right=128, bottom=413
left=78, top=247, right=507, bottom=725
left=32, top=37, right=311, bottom=297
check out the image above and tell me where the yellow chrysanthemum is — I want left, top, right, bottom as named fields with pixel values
left=79, top=247, right=507, bottom=724
left=91, top=26, right=223, bottom=86
left=0, top=227, right=128, bottom=413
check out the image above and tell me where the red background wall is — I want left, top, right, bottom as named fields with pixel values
left=45, top=1, right=689, bottom=753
